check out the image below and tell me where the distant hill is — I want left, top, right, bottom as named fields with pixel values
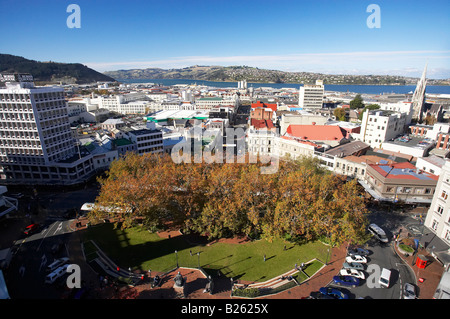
left=104, top=65, right=450, bottom=86
left=0, top=54, right=116, bottom=84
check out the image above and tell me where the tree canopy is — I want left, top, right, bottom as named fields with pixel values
left=350, top=94, right=365, bottom=109
left=91, top=153, right=370, bottom=246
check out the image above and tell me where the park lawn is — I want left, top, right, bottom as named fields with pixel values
left=83, top=223, right=329, bottom=282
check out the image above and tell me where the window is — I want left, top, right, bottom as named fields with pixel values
left=441, top=190, right=448, bottom=200
left=437, top=205, right=444, bottom=215
left=432, top=219, right=439, bottom=231
left=445, top=229, right=450, bottom=242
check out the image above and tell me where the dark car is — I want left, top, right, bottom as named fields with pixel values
left=319, top=287, right=349, bottom=299
left=348, top=247, right=370, bottom=256
left=333, top=275, right=360, bottom=287
left=309, top=291, right=334, bottom=299
left=23, top=223, right=40, bottom=236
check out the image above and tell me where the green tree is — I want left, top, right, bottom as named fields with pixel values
left=358, top=104, right=380, bottom=120
left=334, top=107, right=347, bottom=121
left=350, top=94, right=364, bottom=109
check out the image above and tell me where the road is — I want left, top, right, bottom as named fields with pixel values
left=324, top=207, right=419, bottom=299
left=7, top=219, right=75, bottom=298
left=3, top=183, right=100, bottom=299
left=327, top=239, right=415, bottom=299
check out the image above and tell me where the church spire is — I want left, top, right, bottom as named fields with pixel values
left=412, top=63, right=427, bottom=122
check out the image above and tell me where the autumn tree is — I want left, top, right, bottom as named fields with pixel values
left=91, top=152, right=369, bottom=245
left=334, top=107, right=347, bottom=121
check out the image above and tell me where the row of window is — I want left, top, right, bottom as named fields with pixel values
left=430, top=219, right=450, bottom=243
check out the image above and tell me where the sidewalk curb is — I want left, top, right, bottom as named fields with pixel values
left=391, top=241, right=417, bottom=286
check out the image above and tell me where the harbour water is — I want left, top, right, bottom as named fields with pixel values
left=117, top=78, right=450, bottom=95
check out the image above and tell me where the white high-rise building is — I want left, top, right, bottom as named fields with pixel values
left=425, top=160, right=450, bottom=246
left=0, top=74, right=95, bottom=184
left=353, top=109, right=408, bottom=148
left=298, top=80, right=324, bottom=109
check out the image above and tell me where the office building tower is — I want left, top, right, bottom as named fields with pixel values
left=298, top=80, right=324, bottom=109
left=0, top=73, right=94, bottom=184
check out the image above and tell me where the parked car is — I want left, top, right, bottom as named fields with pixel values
left=368, top=223, right=389, bottom=243
left=333, top=275, right=360, bottom=287
left=319, top=287, right=349, bottom=299
left=45, top=264, right=70, bottom=284
left=309, top=291, right=334, bottom=299
left=46, top=257, right=70, bottom=272
left=342, top=262, right=365, bottom=271
left=403, top=283, right=417, bottom=299
left=340, top=268, right=365, bottom=279
left=379, top=268, right=392, bottom=288
left=345, top=255, right=367, bottom=264
left=23, top=223, right=40, bottom=236
left=347, top=247, right=370, bottom=256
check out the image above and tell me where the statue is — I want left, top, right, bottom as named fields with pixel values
left=173, top=271, right=185, bottom=287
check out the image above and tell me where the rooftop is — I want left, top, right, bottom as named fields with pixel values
left=324, top=140, right=369, bottom=157
left=250, top=118, right=275, bottom=130
left=369, top=162, right=439, bottom=181
left=128, top=128, right=161, bottom=136
left=113, top=138, right=134, bottom=147
left=286, top=124, right=346, bottom=142
left=251, top=101, right=277, bottom=112
left=385, top=135, right=435, bottom=150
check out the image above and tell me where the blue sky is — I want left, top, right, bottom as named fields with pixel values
left=0, top=0, right=449, bottom=78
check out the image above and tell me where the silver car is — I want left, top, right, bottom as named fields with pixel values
left=342, top=262, right=365, bottom=271
left=403, top=283, right=417, bottom=299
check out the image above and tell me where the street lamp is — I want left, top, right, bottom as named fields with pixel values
left=175, top=250, right=178, bottom=268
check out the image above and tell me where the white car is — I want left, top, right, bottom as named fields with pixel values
left=340, top=268, right=365, bottom=279
left=345, top=255, right=367, bottom=264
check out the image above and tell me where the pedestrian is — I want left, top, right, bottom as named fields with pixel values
left=263, top=254, right=266, bottom=262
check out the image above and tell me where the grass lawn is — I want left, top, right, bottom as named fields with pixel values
left=83, top=223, right=329, bottom=282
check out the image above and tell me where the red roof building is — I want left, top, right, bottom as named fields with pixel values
left=285, top=124, right=347, bottom=146
left=250, top=118, right=275, bottom=131
left=251, top=101, right=278, bottom=112
left=363, top=161, right=439, bottom=203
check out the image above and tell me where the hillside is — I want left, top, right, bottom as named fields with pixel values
left=0, top=54, right=116, bottom=84
left=103, top=65, right=449, bottom=86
